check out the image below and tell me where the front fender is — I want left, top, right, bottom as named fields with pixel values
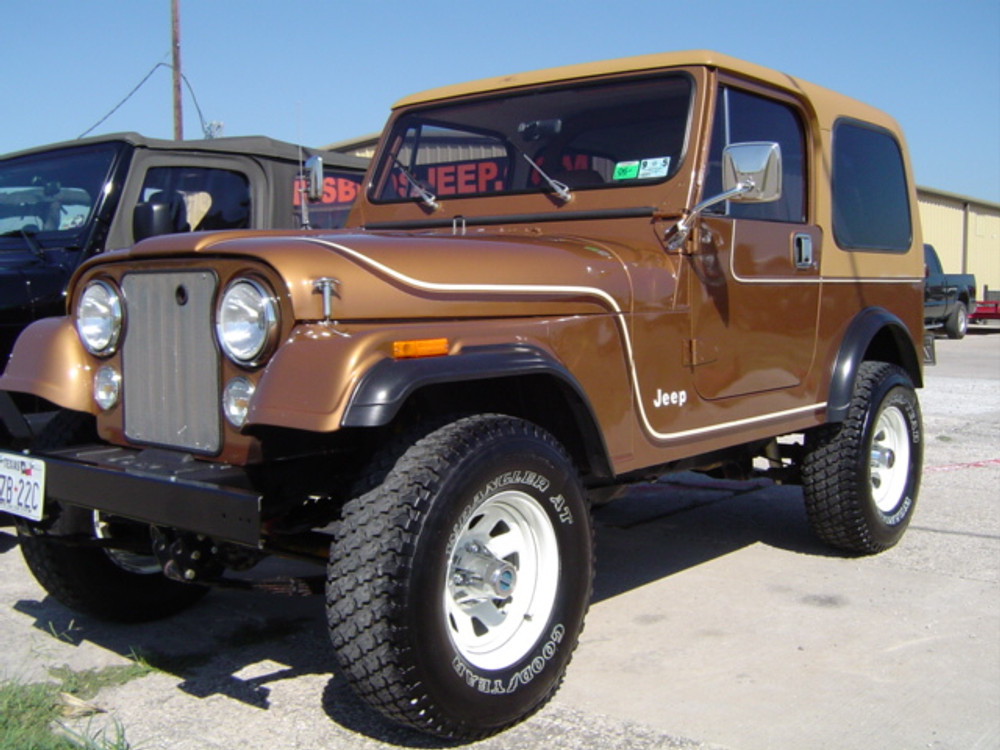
left=0, top=317, right=96, bottom=414
left=246, top=325, right=592, bottom=432
left=342, top=344, right=584, bottom=428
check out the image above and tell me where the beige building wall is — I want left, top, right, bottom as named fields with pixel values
left=918, top=188, right=1000, bottom=297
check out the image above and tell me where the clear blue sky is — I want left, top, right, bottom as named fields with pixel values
left=2, top=0, right=998, bottom=202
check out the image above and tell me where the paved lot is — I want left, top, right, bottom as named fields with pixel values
left=1, top=328, right=998, bottom=750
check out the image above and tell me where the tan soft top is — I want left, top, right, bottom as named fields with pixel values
left=393, top=49, right=900, bottom=133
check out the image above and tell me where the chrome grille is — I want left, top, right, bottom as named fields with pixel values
left=121, top=271, right=220, bottom=453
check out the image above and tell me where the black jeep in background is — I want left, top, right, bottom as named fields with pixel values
left=0, top=131, right=367, bottom=459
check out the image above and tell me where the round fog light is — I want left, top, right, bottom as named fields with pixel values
left=222, top=377, right=255, bottom=428
left=93, top=366, right=121, bottom=411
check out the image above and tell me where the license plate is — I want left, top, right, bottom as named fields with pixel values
left=0, top=451, right=46, bottom=522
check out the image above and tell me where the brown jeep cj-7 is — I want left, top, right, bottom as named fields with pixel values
left=0, top=51, right=924, bottom=739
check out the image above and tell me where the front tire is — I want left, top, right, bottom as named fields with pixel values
left=16, top=410, right=208, bottom=622
left=802, top=362, right=922, bottom=553
left=326, top=415, right=593, bottom=739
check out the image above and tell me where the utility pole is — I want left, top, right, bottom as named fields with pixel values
left=171, top=0, right=183, bottom=140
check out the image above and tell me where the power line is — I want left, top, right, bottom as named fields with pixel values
left=78, top=61, right=212, bottom=140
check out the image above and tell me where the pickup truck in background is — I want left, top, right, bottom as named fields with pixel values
left=924, top=243, right=977, bottom=339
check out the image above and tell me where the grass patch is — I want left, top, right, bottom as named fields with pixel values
left=0, top=657, right=151, bottom=749
left=48, top=662, right=154, bottom=702
left=0, top=679, right=66, bottom=749
left=129, top=647, right=213, bottom=675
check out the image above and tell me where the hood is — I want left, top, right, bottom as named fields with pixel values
left=98, top=229, right=635, bottom=322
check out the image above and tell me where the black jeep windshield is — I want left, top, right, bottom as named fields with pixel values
left=0, top=142, right=121, bottom=243
left=371, top=74, right=692, bottom=204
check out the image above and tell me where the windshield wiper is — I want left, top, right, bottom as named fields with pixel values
left=0, top=228, right=45, bottom=258
left=520, top=152, right=571, bottom=203
left=394, top=158, right=439, bottom=211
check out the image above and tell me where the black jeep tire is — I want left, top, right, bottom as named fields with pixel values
left=944, top=301, right=968, bottom=339
left=802, top=362, right=922, bottom=554
left=326, top=414, right=592, bottom=739
left=17, top=410, right=208, bottom=622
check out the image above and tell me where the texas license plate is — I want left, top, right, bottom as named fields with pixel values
left=0, top=451, right=45, bottom=522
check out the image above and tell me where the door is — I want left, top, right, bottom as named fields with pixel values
left=689, top=84, right=821, bottom=400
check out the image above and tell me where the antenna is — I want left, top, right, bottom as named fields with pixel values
left=171, top=0, right=183, bottom=139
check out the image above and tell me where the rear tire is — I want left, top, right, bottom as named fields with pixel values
left=802, top=363, right=922, bottom=553
left=16, top=410, right=208, bottom=622
left=326, top=415, right=592, bottom=739
left=945, top=301, right=967, bottom=339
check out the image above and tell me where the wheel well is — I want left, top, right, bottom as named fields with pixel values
left=827, top=308, right=923, bottom=423
left=862, top=325, right=922, bottom=384
left=392, top=374, right=612, bottom=482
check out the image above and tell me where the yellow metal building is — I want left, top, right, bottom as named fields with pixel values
left=918, top=188, right=1000, bottom=298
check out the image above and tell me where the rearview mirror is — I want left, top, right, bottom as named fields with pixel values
left=133, top=201, right=176, bottom=242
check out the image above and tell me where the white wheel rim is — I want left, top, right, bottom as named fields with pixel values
left=444, top=489, right=559, bottom=671
left=93, top=513, right=161, bottom=575
left=869, top=405, right=911, bottom=513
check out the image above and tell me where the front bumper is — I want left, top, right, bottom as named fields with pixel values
left=31, top=444, right=262, bottom=546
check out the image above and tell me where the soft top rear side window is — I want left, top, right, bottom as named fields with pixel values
left=832, top=120, right=911, bottom=251
left=371, top=74, right=693, bottom=204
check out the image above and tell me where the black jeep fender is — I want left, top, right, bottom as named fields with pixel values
left=826, top=307, right=923, bottom=423
left=341, top=344, right=613, bottom=479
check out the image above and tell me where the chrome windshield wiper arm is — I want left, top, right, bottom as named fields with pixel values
left=521, top=153, right=571, bottom=203
left=394, top=159, right=439, bottom=211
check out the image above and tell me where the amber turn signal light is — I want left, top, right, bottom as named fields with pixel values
left=392, top=338, right=450, bottom=359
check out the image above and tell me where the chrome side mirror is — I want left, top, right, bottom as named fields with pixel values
left=666, top=141, right=783, bottom=250
left=723, top=142, right=782, bottom=203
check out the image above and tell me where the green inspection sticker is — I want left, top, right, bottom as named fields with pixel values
left=613, top=161, right=640, bottom=180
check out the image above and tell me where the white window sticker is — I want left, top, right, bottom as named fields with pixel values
left=638, top=157, right=670, bottom=179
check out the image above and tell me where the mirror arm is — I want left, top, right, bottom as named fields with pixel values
left=666, top=181, right=753, bottom=250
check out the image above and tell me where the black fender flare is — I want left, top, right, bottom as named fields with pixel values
left=826, top=307, right=922, bottom=423
left=0, top=390, right=32, bottom=446
left=341, top=344, right=612, bottom=477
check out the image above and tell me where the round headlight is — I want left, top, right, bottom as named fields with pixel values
left=76, top=280, right=123, bottom=355
left=216, top=279, right=279, bottom=365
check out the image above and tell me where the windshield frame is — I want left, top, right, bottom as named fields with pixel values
left=369, top=71, right=695, bottom=206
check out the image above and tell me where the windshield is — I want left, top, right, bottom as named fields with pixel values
left=0, top=142, right=121, bottom=240
left=371, top=74, right=692, bottom=204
